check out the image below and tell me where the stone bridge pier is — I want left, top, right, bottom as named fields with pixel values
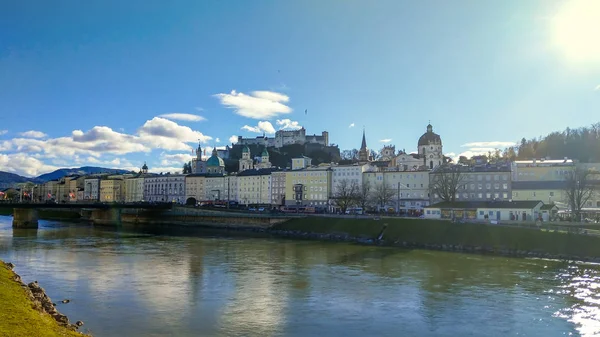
left=90, top=208, right=122, bottom=226
left=13, top=208, right=39, bottom=228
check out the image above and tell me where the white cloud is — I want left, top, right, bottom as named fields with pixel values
left=595, top=84, right=600, bottom=91
left=216, top=138, right=221, bottom=143
left=214, top=90, right=292, bottom=119
left=0, top=130, right=7, bottom=135
left=461, top=141, right=516, bottom=148
left=19, top=130, right=47, bottom=138
left=276, top=119, right=302, bottom=130
left=241, top=121, right=276, bottom=134
left=158, top=113, right=206, bottom=122
left=379, top=139, right=392, bottom=143
left=138, top=117, right=212, bottom=151
left=229, top=135, right=238, bottom=144
left=147, top=166, right=183, bottom=174
left=0, top=117, right=214, bottom=176
left=160, top=153, right=194, bottom=166
left=349, top=123, right=355, bottom=128
left=0, top=153, right=60, bottom=177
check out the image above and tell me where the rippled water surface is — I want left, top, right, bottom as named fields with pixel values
left=1, top=216, right=599, bottom=337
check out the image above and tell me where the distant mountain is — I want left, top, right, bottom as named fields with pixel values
left=0, top=171, right=41, bottom=188
left=35, top=166, right=131, bottom=182
left=0, top=166, right=132, bottom=188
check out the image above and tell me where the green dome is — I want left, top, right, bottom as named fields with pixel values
left=206, top=154, right=224, bottom=167
left=261, top=147, right=269, bottom=156
left=242, top=145, right=250, bottom=153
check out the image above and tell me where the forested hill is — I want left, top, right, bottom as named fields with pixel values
left=512, top=123, right=600, bottom=162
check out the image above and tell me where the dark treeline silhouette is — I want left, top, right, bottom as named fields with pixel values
left=511, top=123, right=600, bottom=162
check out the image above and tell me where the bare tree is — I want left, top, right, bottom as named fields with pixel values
left=430, top=164, right=466, bottom=203
left=372, top=183, right=395, bottom=211
left=332, top=179, right=359, bottom=214
left=564, top=167, right=598, bottom=222
left=356, top=180, right=372, bottom=211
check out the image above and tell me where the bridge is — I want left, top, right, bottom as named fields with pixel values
left=0, top=202, right=174, bottom=228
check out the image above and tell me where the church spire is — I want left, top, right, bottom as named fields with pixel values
left=360, top=128, right=367, bottom=150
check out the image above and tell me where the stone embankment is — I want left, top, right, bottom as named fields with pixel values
left=267, top=217, right=600, bottom=262
left=2, top=261, right=85, bottom=332
left=267, top=229, right=600, bottom=262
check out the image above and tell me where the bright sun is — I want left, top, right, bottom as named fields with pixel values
left=552, top=0, right=600, bottom=65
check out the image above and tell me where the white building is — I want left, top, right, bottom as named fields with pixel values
left=237, top=168, right=274, bottom=206
left=271, top=171, right=287, bottom=206
left=424, top=200, right=544, bottom=222
left=84, top=178, right=101, bottom=201
left=144, top=174, right=186, bottom=204
left=363, top=169, right=430, bottom=214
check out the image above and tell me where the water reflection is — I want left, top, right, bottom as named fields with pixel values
left=0, top=216, right=597, bottom=336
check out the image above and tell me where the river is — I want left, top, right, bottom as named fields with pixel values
left=1, top=216, right=599, bottom=337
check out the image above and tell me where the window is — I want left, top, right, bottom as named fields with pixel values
left=503, top=193, right=508, bottom=199
left=426, top=210, right=431, bottom=215
left=486, top=176, right=491, bottom=181
left=494, top=183, right=499, bottom=189
left=479, top=211, right=484, bottom=215
left=478, top=193, right=483, bottom=198
left=486, top=183, right=491, bottom=189
left=533, top=192, right=536, bottom=197
left=503, top=183, right=508, bottom=190
left=478, top=184, right=482, bottom=190
left=550, top=192, right=554, bottom=197
left=494, top=175, right=499, bottom=181
left=489, top=211, right=494, bottom=215
left=486, top=193, right=491, bottom=199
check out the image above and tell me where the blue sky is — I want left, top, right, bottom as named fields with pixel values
left=1, top=0, right=599, bottom=176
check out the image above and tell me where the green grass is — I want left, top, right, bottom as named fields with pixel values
left=0, top=262, right=85, bottom=337
left=274, top=217, right=600, bottom=257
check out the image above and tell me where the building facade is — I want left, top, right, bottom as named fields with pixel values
left=237, top=169, right=274, bottom=205
left=429, top=164, right=512, bottom=204
left=144, top=175, right=186, bottom=203
left=271, top=171, right=287, bottom=206
left=363, top=169, right=430, bottom=213
left=100, top=178, right=125, bottom=202
left=83, top=178, right=101, bottom=201
left=285, top=166, right=332, bottom=208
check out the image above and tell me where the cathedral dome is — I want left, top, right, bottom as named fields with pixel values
left=206, top=148, right=224, bottom=167
left=242, top=145, right=250, bottom=154
left=418, top=123, right=442, bottom=146
left=206, top=155, right=224, bottom=167
left=261, top=147, right=269, bottom=156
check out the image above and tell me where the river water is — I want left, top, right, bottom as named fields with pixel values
left=1, top=216, right=600, bottom=337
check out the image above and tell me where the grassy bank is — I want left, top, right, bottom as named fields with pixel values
left=273, top=217, right=600, bottom=258
left=0, top=261, right=84, bottom=337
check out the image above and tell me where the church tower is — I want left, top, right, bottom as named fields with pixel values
left=238, top=145, right=254, bottom=172
left=358, top=128, right=370, bottom=162
left=256, top=147, right=272, bottom=169
left=191, top=141, right=207, bottom=174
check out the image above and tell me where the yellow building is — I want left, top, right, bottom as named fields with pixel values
left=511, top=159, right=574, bottom=182
left=185, top=174, right=206, bottom=204
left=284, top=166, right=332, bottom=208
left=238, top=169, right=273, bottom=205
left=100, top=179, right=125, bottom=202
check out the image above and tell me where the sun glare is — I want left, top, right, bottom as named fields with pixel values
left=552, top=0, right=600, bottom=66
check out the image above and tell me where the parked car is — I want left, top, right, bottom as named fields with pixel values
left=258, top=207, right=265, bottom=212
left=248, top=207, right=257, bottom=212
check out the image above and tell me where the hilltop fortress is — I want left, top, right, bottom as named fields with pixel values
left=237, top=128, right=329, bottom=148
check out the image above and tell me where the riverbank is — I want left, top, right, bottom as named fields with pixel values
left=0, top=261, right=86, bottom=337
left=269, top=217, right=600, bottom=262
